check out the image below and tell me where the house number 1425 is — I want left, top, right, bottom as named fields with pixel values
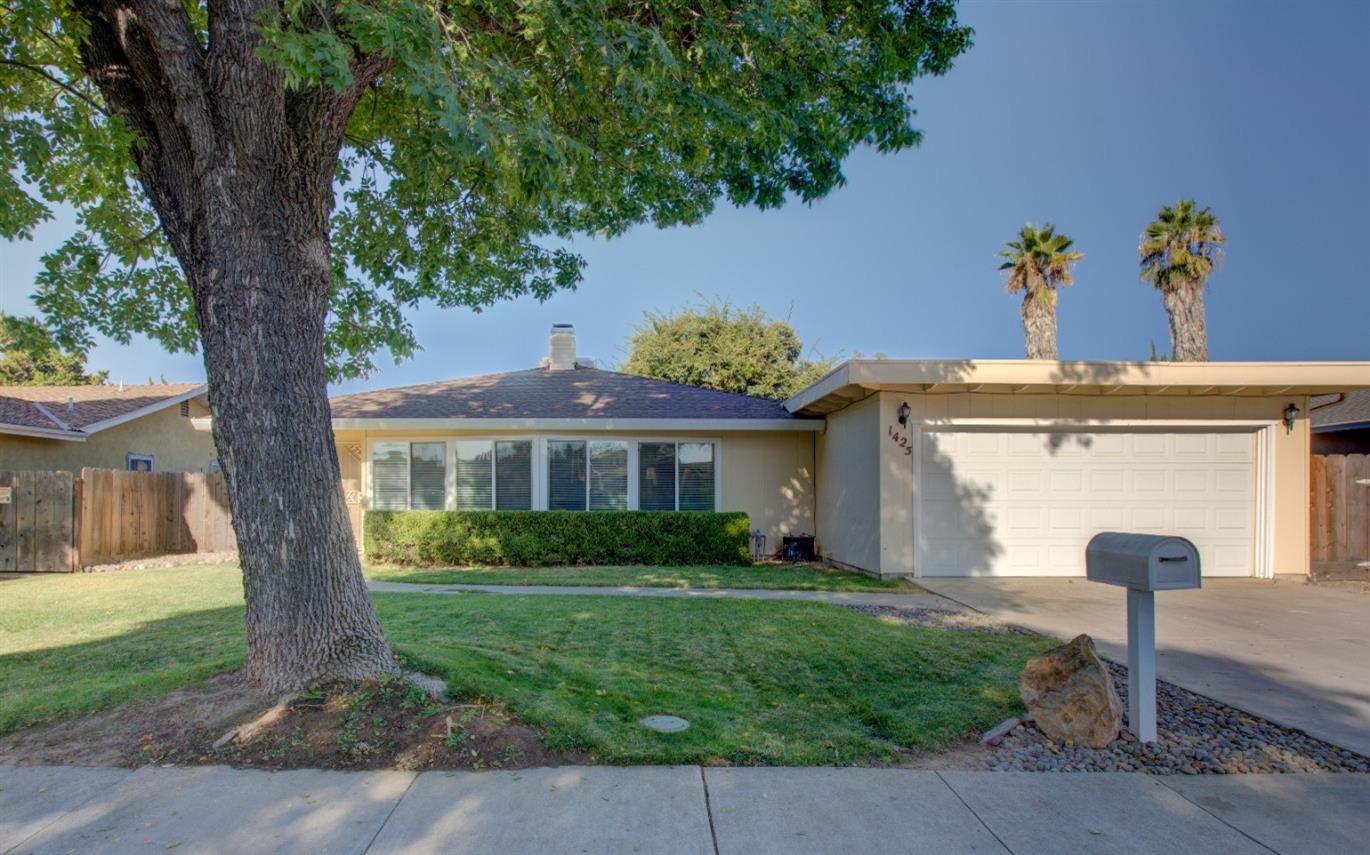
left=888, top=426, right=912, bottom=456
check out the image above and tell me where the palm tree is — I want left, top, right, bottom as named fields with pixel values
left=1139, top=200, right=1225, bottom=362
left=997, top=223, right=1083, bottom=360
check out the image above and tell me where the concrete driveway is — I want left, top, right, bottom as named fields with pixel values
left=916, top=577, right=1370, bottom=757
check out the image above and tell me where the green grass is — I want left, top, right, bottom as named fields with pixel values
left=0, top=564, right=246, bottom=734
left=365, top=562, right=922, bottom=593
left=1, top=565, right=1050, bottom=764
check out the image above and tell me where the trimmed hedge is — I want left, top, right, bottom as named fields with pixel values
left=364, top=510, right=752, bottom=567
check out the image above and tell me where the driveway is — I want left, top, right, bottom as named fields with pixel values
left=916, top=577, right=1370, bottom=756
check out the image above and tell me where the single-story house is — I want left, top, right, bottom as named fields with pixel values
left=331, top=325, right=1370, bottom=579
left=1310, top=391, right=1370, bottom=454
left=0, top=383, right=217, bottom=473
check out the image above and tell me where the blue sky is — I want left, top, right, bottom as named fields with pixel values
left=2, top=0, right=1367, bottom=394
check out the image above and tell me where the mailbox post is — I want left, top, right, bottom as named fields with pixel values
left=1085, top=532, right=1202, bottom=743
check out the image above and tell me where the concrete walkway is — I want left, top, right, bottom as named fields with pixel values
left=367, top=579, right=957, bottom=609
left=915, top=577, right=1370, bottom=757
left=3, top=764, right=1366, bottom=854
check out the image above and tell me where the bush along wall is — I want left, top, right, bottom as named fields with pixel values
left=364, top=510, right=752, bottom=567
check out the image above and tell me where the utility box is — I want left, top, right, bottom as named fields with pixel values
left=1086, top=532, right=1201, bottom=592
left=1084, top=531, right=1203, bottom=744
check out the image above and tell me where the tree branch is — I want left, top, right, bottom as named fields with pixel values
left=0, top=58, right=109, bottom=115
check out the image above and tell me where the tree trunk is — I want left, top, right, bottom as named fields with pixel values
left=70, top=3, right=396, bottom=695
left=1021, top=287, right=1059, bottom=360
left=1163, top=282, right=1208, bottom=362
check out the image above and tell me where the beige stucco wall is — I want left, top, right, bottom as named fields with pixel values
left=813, top=395, right=880, bottom=572
left=814, top=391, right=1311, bottom=577
left=332, top=427, right=815, bottom=555
left=0, top=397, right=218, bottom=473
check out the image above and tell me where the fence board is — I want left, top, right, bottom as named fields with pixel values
left=0, top=472, right=17, bottom=572
left=1311, top=453, right=1370, bottom=579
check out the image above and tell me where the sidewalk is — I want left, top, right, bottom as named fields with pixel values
left=3, top=764, right=1366, bottom=854
left=367, top=580, right=958, bottom=609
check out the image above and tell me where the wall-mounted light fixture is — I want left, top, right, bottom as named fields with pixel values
left=1283, top=402, right=1300, bottom=432
left=898, top=401, right=911, bottom=428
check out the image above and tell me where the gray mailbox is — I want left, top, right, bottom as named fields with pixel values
left=1086, top=532, right=1201, bottom=591
left=1084, top=532, right=1203, bottom=744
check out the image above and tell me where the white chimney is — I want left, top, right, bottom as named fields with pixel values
left=543, top=324, right=587, bottom=370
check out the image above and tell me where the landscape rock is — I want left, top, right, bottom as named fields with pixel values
left=1018, top=634, right=1122, bottom=748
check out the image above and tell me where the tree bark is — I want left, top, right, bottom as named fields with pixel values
left=1021, top=287, right=1059, bottom=360
left=73, top=0, right=396, bottom=694
left=1163, top=282, right=1208, bottom=362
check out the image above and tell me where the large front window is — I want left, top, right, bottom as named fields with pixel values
left=371, top=438, right=714, bottom=511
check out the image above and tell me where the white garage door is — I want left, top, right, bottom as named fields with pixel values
left=917, top=430, right=1255, bottom=577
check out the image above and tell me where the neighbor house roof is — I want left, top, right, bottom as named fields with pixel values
left=786, top=359, right=1370, bottom=416
left=0, top=383, right=207, bottom=441
left=330, top=367, right=821, bottom=431
left=1311, top=390, right=1370, bottom=432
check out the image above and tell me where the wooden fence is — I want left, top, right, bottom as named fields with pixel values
left=1310, top=453, right=1369, bottom=579
left=0, top=468, right=236, bottom=572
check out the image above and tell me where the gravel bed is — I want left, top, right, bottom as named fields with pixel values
left=850, top=604, right=1370, bottom=774
left=990, top=661, right=1369, bottom=774
left=82, top=551, right=240, bottom=573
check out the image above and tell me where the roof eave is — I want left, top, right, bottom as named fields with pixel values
left=331, top=417, right=824, bottom=432
left=0, top=422, right=87, bottom=441
left=785, top=359, right=1370, bottom=416
left=75, top=386, right=208, bottom=434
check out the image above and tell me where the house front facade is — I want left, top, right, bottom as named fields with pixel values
left=331, top=325, right=1370, bottom=578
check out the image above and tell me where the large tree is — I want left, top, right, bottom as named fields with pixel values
left=621, top=300, right=836, bottom=400
left=996, top=223, right=1082, bottom=360
left=0, top=315, right=109, bottom=385
left=1, top=1, right=971, bottom=693
left=1139, top=199, right=1225, bottom=362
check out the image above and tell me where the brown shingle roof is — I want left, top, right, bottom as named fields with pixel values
left=1312, top=391, right=1370, bottom=429
left=0, top=383, right=205, bottom=432
left=329, top=367, right=799, bottom=421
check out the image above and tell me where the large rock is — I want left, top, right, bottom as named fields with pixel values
left=1019, top=634, right=1122, bottom=748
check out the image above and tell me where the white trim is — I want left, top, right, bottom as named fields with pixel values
left=914, top=418, right=1279, bottom=430
left=332, top=417, right=821, bottom=432
left=0, top=422, right=87, bottom=441
left=78, top=386, right=209, bottom=434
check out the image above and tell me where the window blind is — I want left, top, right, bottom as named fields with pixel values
left=495, top=441, right=533, bottom=510
left=589, top=441, right=629, bottom=510
left=638, top=442, right=676, bottom=511
left=454, top=441, right=493, bottom=510
left=548, top=440, right=587, bottom=510
left=678, top=442, right=716, bottom=511
left=372, top=442, right=409, bottom=510
left=409, top=442, right=447, bottom=510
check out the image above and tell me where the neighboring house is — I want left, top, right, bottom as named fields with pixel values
left=0, top=383, right=217, bottom=473
left=1310, top=391, right=1370, bottom=454
left=333, top=325, right=1370, bottom=579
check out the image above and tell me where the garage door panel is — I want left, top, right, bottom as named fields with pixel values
left=918, top=430, right=1255, bottom=577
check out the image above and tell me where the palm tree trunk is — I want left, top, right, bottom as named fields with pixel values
left=1021, top=287, right=1059, bottom=360
left=1163, top=282, right=1208, bottom=362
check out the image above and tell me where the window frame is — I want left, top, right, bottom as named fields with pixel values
left=366, top=435, right=719, bottom=512
left=125, top=453, right=155, bottom=472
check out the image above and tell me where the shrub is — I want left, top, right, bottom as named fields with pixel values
left=364, top=510, right=752, bottom=567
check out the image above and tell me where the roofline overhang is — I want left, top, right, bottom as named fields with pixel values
left=74, top=385, right=209, bottom=434
left=0, top=422, right=87, bottom=441
left=784, top=359, right=1370, bottom=416
left=1313, top=419, right=1370, bottom=433
left=331, top=417, right=824, bottom=432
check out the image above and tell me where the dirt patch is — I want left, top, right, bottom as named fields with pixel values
left=0, top=674, right=577, bottom=772
left=80, top=551, right=240, bottom=573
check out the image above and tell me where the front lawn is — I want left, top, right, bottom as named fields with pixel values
left=365, top=562, right=921, bottom=592
left=1, top=565, right=1049, bottom=765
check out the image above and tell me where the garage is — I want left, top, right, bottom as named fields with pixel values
left=916, top=429, right=1256, bottom=577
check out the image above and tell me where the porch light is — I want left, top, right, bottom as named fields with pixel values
left=1283, top=402, right=1299, bottom=432
left=898, top=401, right=911, bottom=427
